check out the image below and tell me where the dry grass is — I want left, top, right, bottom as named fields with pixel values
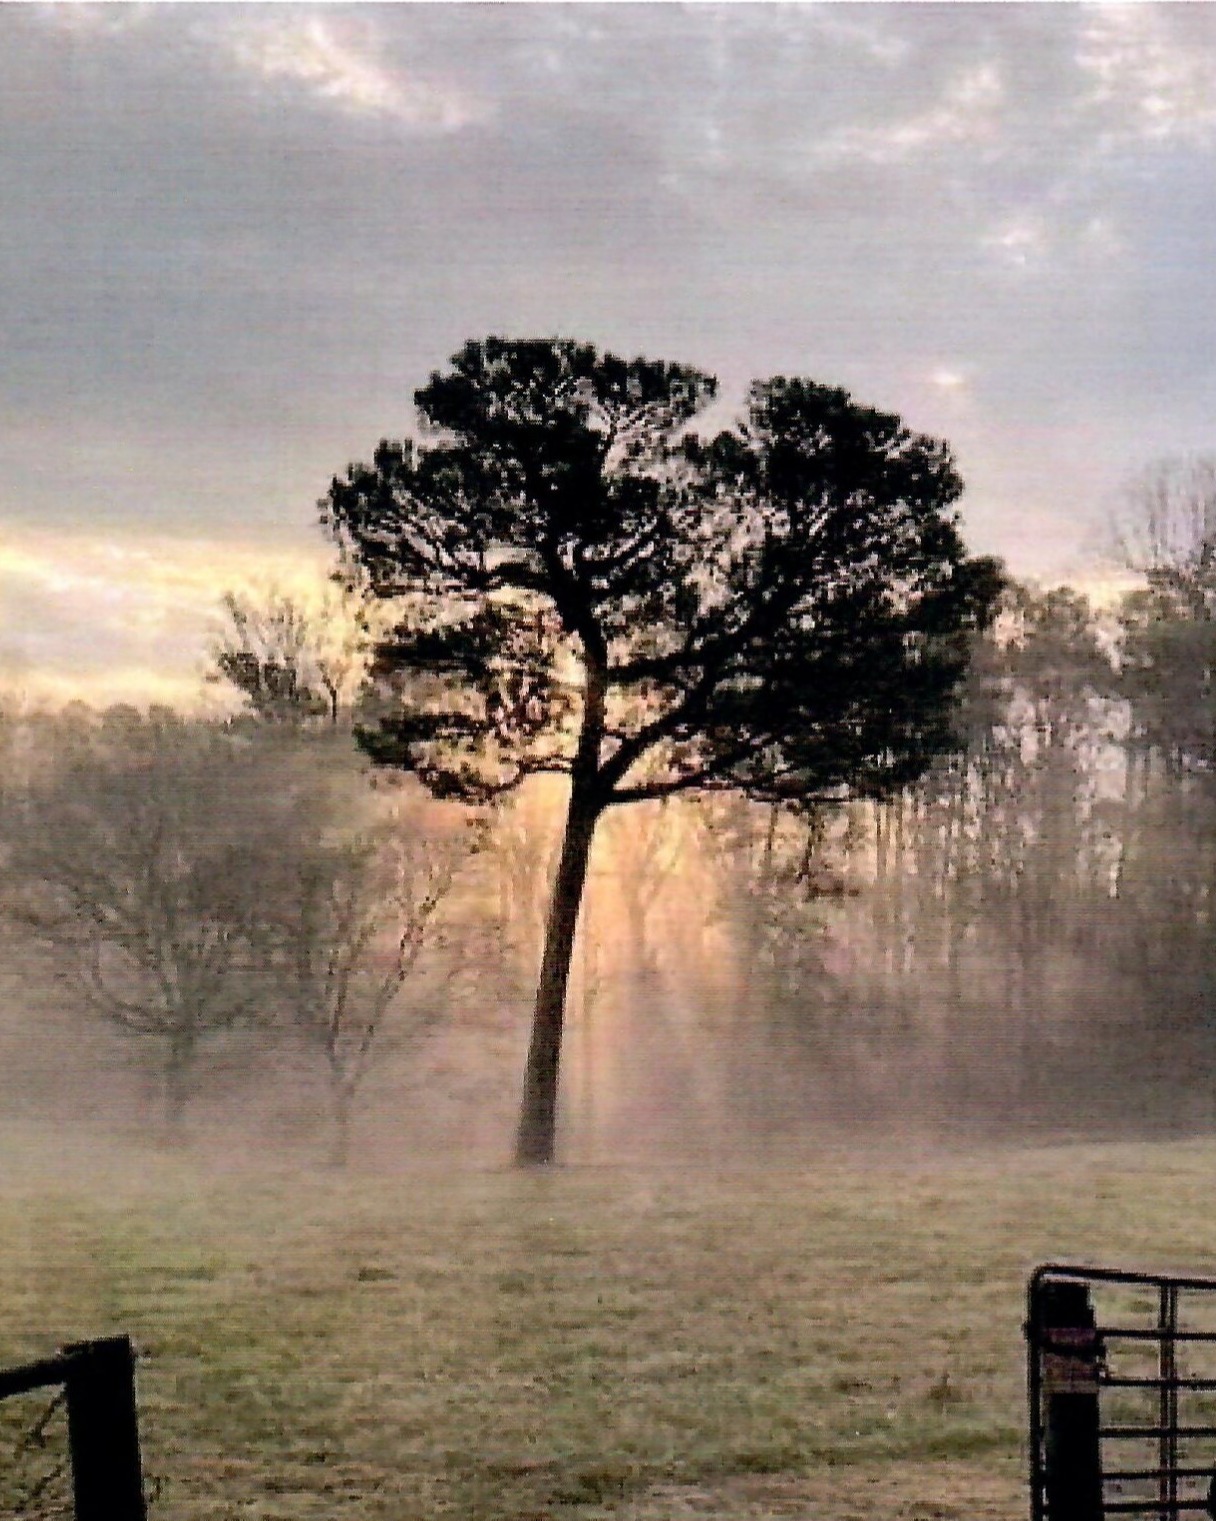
left=1, top=1128, right=1213, bottom=1519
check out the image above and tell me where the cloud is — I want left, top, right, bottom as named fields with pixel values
left=0, top=531, right=331, bottom=616
left=1, top=664, right=225, bottom=714
left=816, top=62, right=1004, bottom=165
left=216, top=14, right=490, bottom=131
left=806, top=11, right=912, bottom=69
left=978, top=202, right=1128, bottom=278
left=29, top=3, right=151, bottom=36
left=1076, top=5, right=1216, bottom=148
left=982, top=214, right=1051, bottom=270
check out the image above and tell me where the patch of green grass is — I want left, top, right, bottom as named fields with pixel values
left=1, top=1134, right=1214, bottom=1517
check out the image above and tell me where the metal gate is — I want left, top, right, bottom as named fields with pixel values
left=0, top=1335, right=146, bottom=1521
left=1028, top=1264, right=1216, bottom=1521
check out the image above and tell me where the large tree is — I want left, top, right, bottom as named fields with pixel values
left=322, top=337, right=1002, bottom=1164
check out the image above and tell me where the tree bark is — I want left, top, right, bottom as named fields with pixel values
left=162, top=1033, right=193, bottom=1146
left=514, top=785, right=600, bottom=1165
left=329, top=1082, right=354, bottom=1170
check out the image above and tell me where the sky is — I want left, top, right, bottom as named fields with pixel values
left=2, top=1, right=1215, bottom=707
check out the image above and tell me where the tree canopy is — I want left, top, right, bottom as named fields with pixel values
left=325, top=338, right=1001, bottom=813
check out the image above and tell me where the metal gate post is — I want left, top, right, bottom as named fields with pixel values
left=63, top=1335, right=147, bottom=1521
left=1033, top=1277, right=1104, bottom=1521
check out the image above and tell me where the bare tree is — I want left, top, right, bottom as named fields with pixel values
left=1113, top=457, right=1216, bottom=774
left=1112, top=456, right=1216, bottom=586
left=262, top=804, right=479, bottom=1165
left=208, top=582, right=381, bottom=727
left=6, top=709, right=282, bottom=1138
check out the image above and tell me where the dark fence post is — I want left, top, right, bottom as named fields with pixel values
left=1034, top=1278, right=1104, bottom=1521
left=63, top=1334, right=147, bottom=1521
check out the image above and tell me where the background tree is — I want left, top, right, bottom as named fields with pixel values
left=263, top=805, right=479, bottom=1166
left=322, top=337, right=1003, bottom=1164
left=6, top=709, right=281, bottom=1138
left=1114, top=457, right=1216, bottom=773
left=1112, top=455, right=1216, bottom=587
left=1107, top=459, right=1216, bottom=1111
left=208, top=582, right=379, bottom=728
left=692, top=794, right=853, bottom=1141
left=600, top=790, right=684, bottom=979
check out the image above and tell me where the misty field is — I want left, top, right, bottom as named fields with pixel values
left=0, top=1133, right=1212, bottom=1520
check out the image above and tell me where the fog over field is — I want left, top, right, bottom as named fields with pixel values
left=2, top=570, right=1213, bottom=1175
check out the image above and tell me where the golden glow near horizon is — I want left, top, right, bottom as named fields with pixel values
left=0, top=518, right=1146, bottom=712
left=0, top=526, right=335, bottom=710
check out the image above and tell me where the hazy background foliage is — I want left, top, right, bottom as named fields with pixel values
left=1, top=524, right=1213, bottom=1165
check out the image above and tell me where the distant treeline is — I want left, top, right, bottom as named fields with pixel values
left=0, top=550, right=1213, bottom=1160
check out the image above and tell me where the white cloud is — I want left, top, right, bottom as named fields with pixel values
left=804, top=11, right=913, bottom=68
left=979, top=205, right=1127, bottom=275
left=816, top=62, right=1004, bottom=166
left=217, top=15, right=489, bottom=132
left=1080, top=215, right=1124, bottom=261
left=1077, top=5, right=1216, bottom=147
left=982, top=214, right=1051, bottom=270
left=30, top=4, right=151, bottom=36
left=25, top=6, right=490, bottom=132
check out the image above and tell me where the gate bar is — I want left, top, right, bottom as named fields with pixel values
left=1101, top=1427, right=1216, bottom=1440
left=1028, top=1264, right=1216, bottom=1521
left=1098, top=1330, right=1216, bottom=1343
left=1105, top=1379, right=1216, bottom=1390
left=0, top=1336, right=146, bottom=1521
left=1160, top=1282, right=1179, bottom=1521
left=1108, top=1470, right=1216, bottom=1483
left=1103, top=1503, right=1210, bottom=1515
left=0, top=1353, right=74, bottom=1401
left=1032, top=1265, right=1216, bottom=1292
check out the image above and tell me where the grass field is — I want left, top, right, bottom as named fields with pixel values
left=2, top=1129, right=1214, bottom=1520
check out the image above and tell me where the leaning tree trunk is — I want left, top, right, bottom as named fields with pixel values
left=514, top=786, right=600, bottom=1166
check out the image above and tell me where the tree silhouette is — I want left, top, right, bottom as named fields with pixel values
left=322, top=337, right=1002, bottom=1164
